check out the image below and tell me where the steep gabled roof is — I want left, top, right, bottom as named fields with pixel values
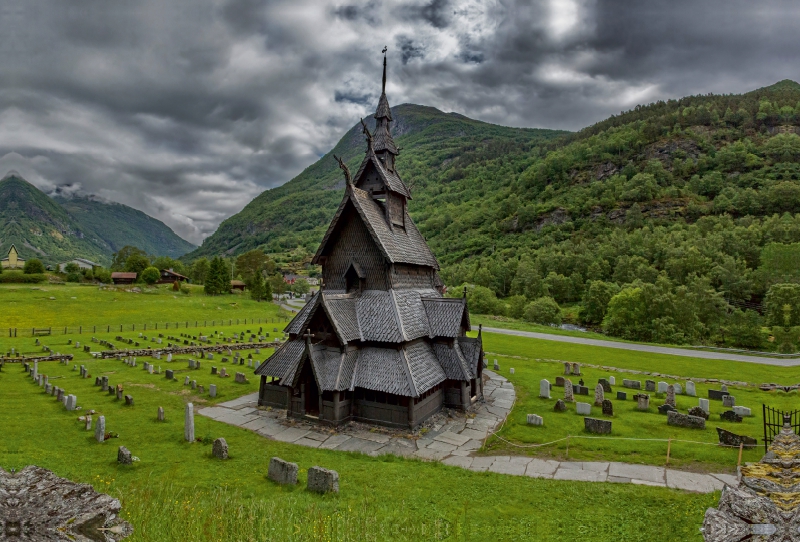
left=284, top=291, right=321, bottom=336
left=254, top=339, right=305, bottom=382
left=373, top=119, right=399, bottom=155
left=313, top=185, right=439, bottom=269
left=422, top=297, right=469, bottom=337
left=352, top=151, right=410, bottom=197
left=374, top=92, right=392, bottom=120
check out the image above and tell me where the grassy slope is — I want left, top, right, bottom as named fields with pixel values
left=56, top=195, right=196, bottom=258
left=0, top=328, right=714, bottom=541
left=477, top=330, right=794, bottom=470
left=185, top=104, right=568, bottom=259
left=0, top=284, right=289, bottom=329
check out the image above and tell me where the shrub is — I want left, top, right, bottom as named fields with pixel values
left=140, top=266, right=161, bottom=285
left=180, top=284, right=191, bottom=295
left=23, top=259, right=45, bottom=274
left=0, top=272, right=46, bottom=284
left=523, top=297, right=562, bottom=326
left=66, top=272, right=82, bottom=283
left=173, top=280, right=181, bottom=292
left=506, top=295, right=528, bottom=319
left=94, top=269, right=112, bottom=283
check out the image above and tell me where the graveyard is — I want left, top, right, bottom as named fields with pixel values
left=0, top=293, right=789, bottom=540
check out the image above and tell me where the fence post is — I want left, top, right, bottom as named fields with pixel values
left=565, top=435, right=570, bottom=458
left=737, top=443, right=744, bottom=467
left=666, top=438, right=672, bottom=466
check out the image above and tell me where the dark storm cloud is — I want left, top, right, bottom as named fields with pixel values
left=0, top=0, right=798, bottom=244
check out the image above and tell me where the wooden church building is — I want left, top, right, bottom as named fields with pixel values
left=255, top=56, right=484, bottom=429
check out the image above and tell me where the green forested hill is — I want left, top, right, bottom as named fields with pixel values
left=189, top=81, right=800, bottom=349
left=55, top=195, right=196, bottom=259
left=185, top=104, right=568, bottom=258
left=0, top=175, right=195, bottom=266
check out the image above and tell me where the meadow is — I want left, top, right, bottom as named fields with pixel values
left=0, top=284, right=777, bottom=540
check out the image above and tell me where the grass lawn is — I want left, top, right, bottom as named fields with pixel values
left=477, top=331, right=796, bottom=471
left=0, top=284, right=290, bottom=331
left=0, top=326, right=715, bottom=541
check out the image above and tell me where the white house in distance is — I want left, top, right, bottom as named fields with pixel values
left=58, top=258, right=99, bottom=272
left=1, top=245, right=25, bottom=269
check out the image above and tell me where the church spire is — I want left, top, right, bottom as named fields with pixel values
left=373, top=47, right=399, bottom=163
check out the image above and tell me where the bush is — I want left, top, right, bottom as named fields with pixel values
left=523, top=297, right=562, bottom=326
left=180, top=284, right=191, bottom=295
left=23, top=259, right=45, bottom=274
left=172, top=280, right=181, bottom=292
left=0, top=272, right=46, bottom=284
left=506, top=295, right=528, bottom=319
left=447, top=284, right=505, bottom=315
left=140, top=266, right=161, bottom=285
left=94, top=269, right=112, bottom=283
left=66, top=272, right=82, bottom=283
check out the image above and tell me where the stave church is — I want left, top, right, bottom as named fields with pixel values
left=255, top=55, right=484, bottom=429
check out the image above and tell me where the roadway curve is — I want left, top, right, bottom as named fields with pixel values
left=482, top=327, right=800, bottom=367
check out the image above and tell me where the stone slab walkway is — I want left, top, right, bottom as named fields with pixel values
left=483, top=326, right=800, bottom=366
left=198, top=370, right=735, bottom=493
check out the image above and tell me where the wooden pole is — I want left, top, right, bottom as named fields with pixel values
left=737, top=443, right=744, bottom=467
left=666, top=438, right=672, bottom=465
left=566, top=435, right=570, bottom=458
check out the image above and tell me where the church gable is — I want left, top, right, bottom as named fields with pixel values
left=319, top=198, right=388, bottom=291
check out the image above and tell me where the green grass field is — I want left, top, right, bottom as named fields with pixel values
left=0, top=284, right=290, bottom=330
left=0, top=326, right=715, bottom=541
left=477, top=331, right=795, bottom=472
left=0, top=285, right=764, bottom=540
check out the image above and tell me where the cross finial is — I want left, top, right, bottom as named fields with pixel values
left=463, top=286, right=467, bottom=299
left=303, top=328, right=315, bottom=342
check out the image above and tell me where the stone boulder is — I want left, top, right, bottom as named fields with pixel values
left=212, top=438, right=229, bottom=459
left=721, top=410, right=743, bottom=423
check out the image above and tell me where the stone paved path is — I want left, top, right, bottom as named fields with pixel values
left=198, top=370, right=735, bottom=493
left=483, top=326, right=800, bottom=366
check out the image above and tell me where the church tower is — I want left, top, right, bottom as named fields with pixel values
left=256, top=53, right=483, bottom=429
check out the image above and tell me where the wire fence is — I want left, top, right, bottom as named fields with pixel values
left=6, top=317, right=291, bottom=338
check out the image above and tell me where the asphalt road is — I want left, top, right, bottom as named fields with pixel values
left=482, top=327, right=800, bottom=367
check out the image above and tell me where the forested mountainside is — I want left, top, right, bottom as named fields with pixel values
left=190, top=80, right=800, bottom=349
left=0, top=175, right=194, bottom=266
left=184, top=104, right=568, bottom=259
left=55, top=195, right=196, bottom=259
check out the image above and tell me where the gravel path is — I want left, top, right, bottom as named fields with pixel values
left=198, top=370, right=735, bottom=493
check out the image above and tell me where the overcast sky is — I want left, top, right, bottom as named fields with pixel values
left=1, top=0, right=797, bottom=245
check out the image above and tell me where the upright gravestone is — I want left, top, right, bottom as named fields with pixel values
left=493, top=360, right=499, bottom=371
left=674, top=383, right=682, bottom=395
left=685, top=381, right=696, bottom=397
left=645, top=380, right=656, bottom=392
left=609, top=376, right=616, bottom=386
left=165, top=370, right=174, bottom=380
left=268, top=457, right=298, bottom=485
left=594, top=384, right=605, bottom=407
left=723, top=395, right=736, bottom=408
left=539, top=379, right=551, bottom=399
left=720, top=384, right=728, bottom=394
left=307, top=466, right=339, bottom=494
left=66, top=395, right=77, bottom=411
left=564, top=379, right=574, bottom=403
left=157, top=407, right=165, bottom=421
left=576, top=402, right=591, bottom=415
left=657, top=381, right=668, bottom=394
left=602, top=399, right=613, bottom=416
left=184, top=376, right=190, bottom=386
left=212, top=438, right=229, bottom=459
left=117, top=446, right=133, bottom=465
left=185, top=403, right=195, bottom=442
left=209, top=384, right=217, bottom=398
left=665, top=385, right=676, bottom=407
left=526, top=414, right=543, bottom=425
left=636, top=393, right=650, bottom=411
left=563, top=362, right=571, bottom=375
left=85, top=415, right=92, bottom=431
left=571, top=363, right=581, bottom=375
left=95, top=416, right=106, bottom=443
left=699, top=398, right=710, bottom=414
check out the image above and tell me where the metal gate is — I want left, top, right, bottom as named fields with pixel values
left=762, top=404, right=800, bottom=453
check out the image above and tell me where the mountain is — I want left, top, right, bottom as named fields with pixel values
left=188, top=80, right=800, bottom=349
left=185, top=104, right=568, bottom=259
left=54, top=195, right=196, bottom=259
left=0, top=175, right=195, bottom=266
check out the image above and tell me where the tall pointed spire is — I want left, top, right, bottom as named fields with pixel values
left=373, top=47, right=398, bottom=161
